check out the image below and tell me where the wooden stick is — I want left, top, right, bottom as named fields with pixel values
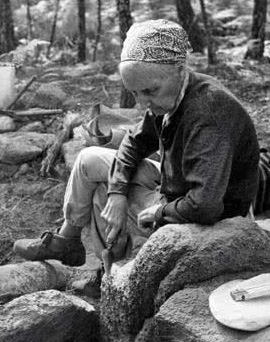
left=6, top=75, right=37, bottom=110
left=15, top=108, right=63, bottom=116
left=0, top=108, right=63, bottom=119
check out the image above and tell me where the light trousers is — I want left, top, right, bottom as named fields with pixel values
left=63, top=146, right=161, bottom=260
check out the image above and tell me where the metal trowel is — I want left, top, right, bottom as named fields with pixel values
left=102, top=243, right=114, bottom=276
left=102, top=231, right=132, bottom=276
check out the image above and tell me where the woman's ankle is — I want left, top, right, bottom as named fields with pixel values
left=58, top=221, right=83, bottom=238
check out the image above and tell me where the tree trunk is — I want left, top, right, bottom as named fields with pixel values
left=77, top=0, right=86, bottom=62
left=174, top=0, right=204, bottom=53
left=92, top=0, right=102, bottom=62
left=46, top=0, right=60, bottom=58
left=0, top=0, right=16, bottom=54
left=116, top=0, right=136, bottom=108
left=199, top=0, right=218, bottom=65
left=26, top=0, right=33, bottom=41
left=244, top=0, right=267, bottom=60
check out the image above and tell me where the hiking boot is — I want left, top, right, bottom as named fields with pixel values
left=13, top=231, right=86, bottom=267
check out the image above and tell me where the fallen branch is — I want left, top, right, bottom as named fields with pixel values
left=15, top=108, right=64, bottom=116
left=40, top=114, right=82, bottom=176
left=0, top=108, right=63, bottom=120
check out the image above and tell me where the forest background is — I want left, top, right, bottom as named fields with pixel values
left=0, top=0, right=269, bottom=266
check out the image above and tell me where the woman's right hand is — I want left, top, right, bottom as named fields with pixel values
left=101, top=193, right=128, bottom=246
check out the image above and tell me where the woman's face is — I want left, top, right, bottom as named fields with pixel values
left=119, top=61, right=184, bottom=116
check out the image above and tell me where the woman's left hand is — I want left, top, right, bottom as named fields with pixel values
left=137, top=204, right=161, bottom=229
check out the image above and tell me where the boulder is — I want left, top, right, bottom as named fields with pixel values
left=0, top=259, right=105, bottom=303
left=0, top=261, right=70, bottom=299
left=12, top=39, right=50, bottom=65
left=100, top=217, right=270, bottom=341
left=0, top=131, right=55, bottom=164
left=0, top=289, right=99, bottom=342
left=29, top=81, right=69, bottom=109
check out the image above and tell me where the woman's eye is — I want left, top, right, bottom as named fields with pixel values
left=143, top=88, right=156, bottom=95
left=132, top=88, right=157, bottom=97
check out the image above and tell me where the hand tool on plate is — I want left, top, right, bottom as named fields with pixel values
left=209, top=273, right=270, bottom=332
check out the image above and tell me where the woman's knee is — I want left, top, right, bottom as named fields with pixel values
left=74, top=146, right=115, bottom=180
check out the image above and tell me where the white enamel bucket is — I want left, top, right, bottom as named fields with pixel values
left=0, top=63, right=16, bottom=109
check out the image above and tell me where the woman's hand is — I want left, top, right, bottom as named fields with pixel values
left=137, top=204, right=161, bottom=229
left=138, top=204, right=180, bottom=231
left=101, top=194, right=128, bottom=246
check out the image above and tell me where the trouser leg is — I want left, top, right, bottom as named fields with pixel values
left=90, top=161, right=161, bottom=261
left=63, top=146, right=117, bottom=227
left=63, top=145, right=160, bottom=261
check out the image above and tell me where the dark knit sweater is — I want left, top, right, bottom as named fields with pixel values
left=108, top=71, right=260, bottom=226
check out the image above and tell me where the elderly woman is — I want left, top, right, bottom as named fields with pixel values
left=14, top=19, right=259, bottom=267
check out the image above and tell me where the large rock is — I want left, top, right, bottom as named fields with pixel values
left=100, top=217, right=270, bottom=341
left=0, top=258, right=109, bottom=305
left=0, top=131, right=55, bottom=164
left=30, top=81, right=69, bottom=109
left=0, top=261, right=71, bottom=299
left=0, top=289, right=99, bottom=342
left=137, top=272, right=270, bottom=342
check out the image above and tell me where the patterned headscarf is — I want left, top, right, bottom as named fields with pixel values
left=121, top=19, right=191, bottom=66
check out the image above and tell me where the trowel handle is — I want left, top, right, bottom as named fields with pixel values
left=231, top=283, right=270, bottom=301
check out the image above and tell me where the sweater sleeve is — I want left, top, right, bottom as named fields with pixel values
left=108, top=111, right=159, bottom=196
left=155, top=116, right=235, bottom=226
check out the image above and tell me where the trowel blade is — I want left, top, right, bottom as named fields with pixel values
left=102, top=248, right=114, bottom=276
